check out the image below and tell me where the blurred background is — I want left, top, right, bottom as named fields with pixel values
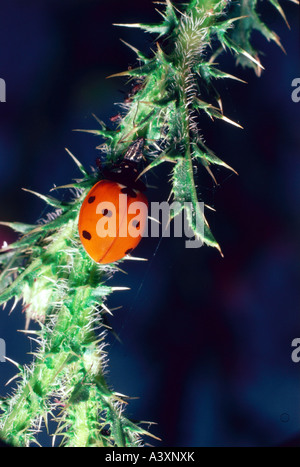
left=0, top=0, right=299, bottom=447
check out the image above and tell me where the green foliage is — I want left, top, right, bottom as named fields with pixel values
left=0, top=0, right=294, bottom=447
left=108, top=0, right=292, bottom=250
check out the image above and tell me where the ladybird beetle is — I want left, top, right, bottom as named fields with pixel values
left=78, top=138, right=148, bottom=264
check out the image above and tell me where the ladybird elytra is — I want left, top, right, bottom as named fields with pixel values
left=78, top=179, right=148, bottom=264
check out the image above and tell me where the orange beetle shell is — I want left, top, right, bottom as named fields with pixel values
left=78, top=180, right=148, bottom=264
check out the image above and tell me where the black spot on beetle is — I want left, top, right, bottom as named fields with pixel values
left=125, top=248, right=133, bottom=255
left=88, top=196, right=96, bottom=204
left=102, top=209, right=112, bottom=217
left=120, top=187, right=137, bottom=198
left=132, top=220, right=140, bottom=229
left=82, top=230, right=92, bottom=240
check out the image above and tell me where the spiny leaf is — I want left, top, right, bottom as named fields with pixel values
left=193, top=98, right=243, bottom=128
left=197, top=62, right=247, bottom=83
left=0, top=221, right=36, bottom=234
left=106, top=60, right=157, bottom=79
left=113, top=21, right=170, bottom=36
left=22, top=188, right=66, bottom=210
left=268, top=0, right=290, bottom=28
left=119, top=39, right=149, bottom=62
left=137, top=151, right=178, bottom=179
left=229, top=37, right=264, bottom=68
left=113, top=0, right=179, bottom=38
left=196, top=141, right=238, bottom=174
left=0, top=258, right=43, bottom=306
left=65, top=148, right=89, bottom=176
left=172, top=157, right=222, bottom=253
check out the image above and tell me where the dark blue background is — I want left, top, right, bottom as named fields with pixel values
left=0, top=0, right=299, bottom=447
